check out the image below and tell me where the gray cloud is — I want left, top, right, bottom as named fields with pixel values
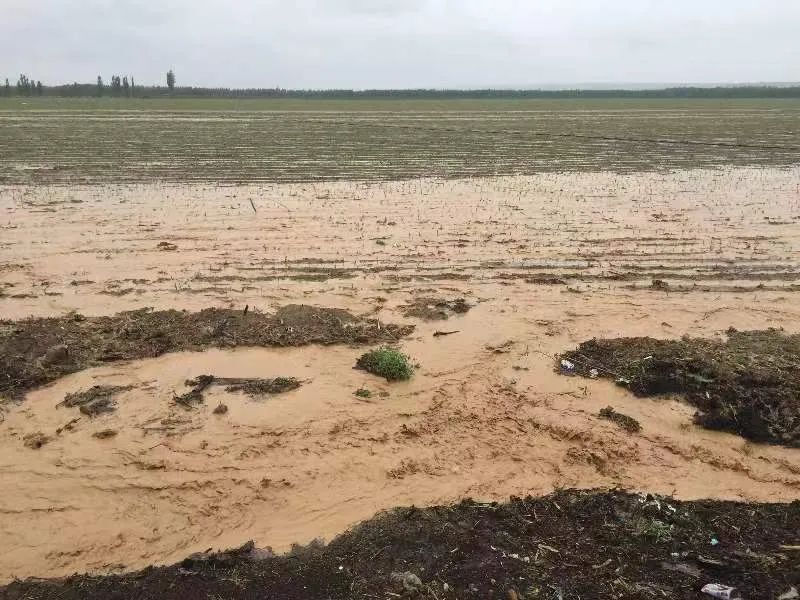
left=2, top=0, right=798, bottom=88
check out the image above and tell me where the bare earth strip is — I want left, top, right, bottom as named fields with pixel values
left=1, top=167, right=800, bottom=581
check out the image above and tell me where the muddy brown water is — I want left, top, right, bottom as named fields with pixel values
left=1, top=167, right=800, bottom=582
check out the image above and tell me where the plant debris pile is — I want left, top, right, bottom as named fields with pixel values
left=58, top=385, right=134, bottom=416
left=174, top=375, right=302, bottom=407
left=599, top=406, right=642, bottom=433
left=3, top=490, right=799, bottom=600
left=402, top=297, right=471, bottom=321
left=0, top=305, right=413, bottom=399
left=561, top=328, right=800, bottom=447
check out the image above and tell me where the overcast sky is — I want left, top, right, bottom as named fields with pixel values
left=3, top=0, right=798, bottom=88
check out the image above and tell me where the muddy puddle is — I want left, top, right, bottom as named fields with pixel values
left=1, top=167, right=800, bottom=582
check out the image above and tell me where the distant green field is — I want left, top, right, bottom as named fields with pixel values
left=1, top=97, right=798, bottom=183
left=3, top=96, right=800, bottom=112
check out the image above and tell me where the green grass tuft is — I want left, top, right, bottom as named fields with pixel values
left=356, top=347, right=414, bottom=381
left=354, top=388, right=372, bottom=398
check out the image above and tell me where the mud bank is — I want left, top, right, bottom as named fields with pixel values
left=3, top=489, right=799, bottom=600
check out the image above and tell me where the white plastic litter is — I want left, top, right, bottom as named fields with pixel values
left=778, top=588, right=799, bottom=600
left=702, top=583, right=742, bottom=599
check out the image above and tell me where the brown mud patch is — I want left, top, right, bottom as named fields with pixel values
left=562, top=329, right=800, bottom=447
left=3, top=489, right=799, bottom=600
left=0, top=305, right=412, bottom=399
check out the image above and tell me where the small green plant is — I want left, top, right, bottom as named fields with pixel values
left=356, top=347, right=414, bottom=381
left=636, top=518, right=673, bottom=543
left=375, top=239, right=387, bottom=246
left=354, top=388, right=372, bottom=398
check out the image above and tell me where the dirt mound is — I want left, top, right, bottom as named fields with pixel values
left=3, top=489, right=798, bottom=600
left=561, top=328, right=800, bottom=447
left=0, top=306, right=413, bottom=399
left=402, top=297, right=471, bottom=321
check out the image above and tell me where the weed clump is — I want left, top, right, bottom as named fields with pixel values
left=357, top=348, right=413, bottom=381
left=354, top=388, right=372, bottom=398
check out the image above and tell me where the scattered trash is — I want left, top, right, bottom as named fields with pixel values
left=710, top=537, right=719, bottom=546
left=560, top=359, right=575, bottom=375
left=433, top=330, right=460, bottom=337
left=701, top=583, right=742, bottom=599
left=589, top=368, right=599, bottom=379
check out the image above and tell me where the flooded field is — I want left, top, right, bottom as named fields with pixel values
left=2, top=165, right=800, bottom=581
left=1, top=98, right=799, bottom=183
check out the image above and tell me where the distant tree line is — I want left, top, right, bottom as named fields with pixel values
left=144, top=85, right=799, bottom=99
left=0, top=74, right=44, bottom=97
left=2, top=71, right=799, bottom=100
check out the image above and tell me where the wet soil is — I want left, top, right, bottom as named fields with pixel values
left=2, top=170, right=800, bottom=583
left=0, top=305, right=413, bottom=399
left=561, top=329, right=800, bottom=447
left=3, top=489, right=799, bottom=600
